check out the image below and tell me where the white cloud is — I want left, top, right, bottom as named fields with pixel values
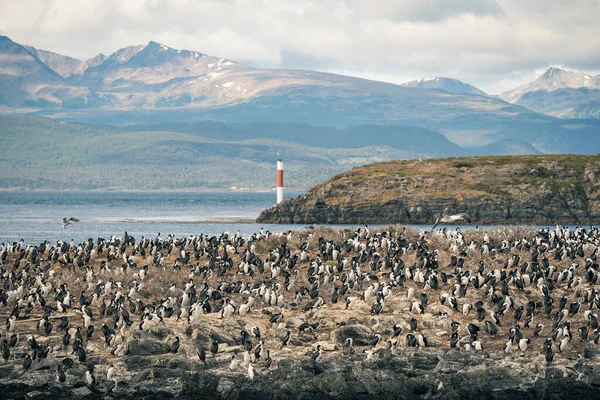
left=0, top=0, right=598, bottom=94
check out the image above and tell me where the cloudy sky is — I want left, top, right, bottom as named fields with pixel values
left=1, top=0, right=599, bottom=94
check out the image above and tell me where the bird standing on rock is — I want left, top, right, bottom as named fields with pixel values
left=210, top=339, right=219, bottom=357
left=85, top=364, right=96, bottom=389
left=56, top=365, right=66, bottom=384
left=197, top=348, right=206, bottom=363
left=107, top=365, right=116, bottom=381
left=23, top=354, right=32, bottom=371
left=170, top=336, right=180, bottom=354
left=248, top=363, right=255, bottom=380
left=281, top=330, right=291, bottom=348
left=311, top=344, right=322, bottom=361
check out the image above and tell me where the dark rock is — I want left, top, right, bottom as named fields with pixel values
left=585, top=344, right=600, bottom=359
left=411, top=351, right=439, bottom=370
left=180, top=372, right=221, bottom=398
left=190, top=323, right=239, bottom=349
left=154, top=367, right=183, bottom=379
left=300, top=359, right=325, bottom=375
left=4, top=348, right=600, bottom=399
left=127, top=336, right=170, bottom=356
left=125, top=355, right=155, bottom=370
left=26, top=391, right=50, bottom=399
left=167, top=358, right=191, bottom=370
left=147, top=326, right=174, bottom=339
left=131, top=369, right=152, bottom=383
left=412, top=382, right=430, bottom=395
left=277, top=359, right=294, bottom=372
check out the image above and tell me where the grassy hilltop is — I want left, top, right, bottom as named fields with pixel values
left=257, top=154, right=600, bottom=225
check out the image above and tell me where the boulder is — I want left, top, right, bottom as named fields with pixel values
left=334, top=324, right=374, bottom=346
left=131, top=369, right=153, bottom=383
left=411, top=351, right=440, bottom=370
left=189, top=323, right=238, bottom=349
left=300, top=358, right=325, bottom=375
left=284, top=317, right=305, bottom=329
left=584, top=344, right=600, bottom=359
left=316, top=333, right=330, bottom=341
left=127, top=333, right=170, bottom=356
left=216, top=377, right=236, bottom=397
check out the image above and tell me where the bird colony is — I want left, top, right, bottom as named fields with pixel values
left=1, top=225, right=600, bottom=396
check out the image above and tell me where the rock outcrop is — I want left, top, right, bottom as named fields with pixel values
left=2, top=347, right=600, bottom=399
left=257, top=155, right=600, bottom=225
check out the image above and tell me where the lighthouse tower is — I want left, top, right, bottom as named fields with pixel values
left=276, top=159, right=284, bottom=204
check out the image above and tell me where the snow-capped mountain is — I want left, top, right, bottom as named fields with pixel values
left=500, top=67, right=600, bottom=118
left=400, top=77, right=487, bottom=96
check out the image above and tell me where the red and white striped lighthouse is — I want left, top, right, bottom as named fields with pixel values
left=276, top=159, right=284, bottom=204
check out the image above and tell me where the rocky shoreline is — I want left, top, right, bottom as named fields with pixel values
left=257, top=155, right=600, bottom=225
left=3, top=331, right=600, bottom=400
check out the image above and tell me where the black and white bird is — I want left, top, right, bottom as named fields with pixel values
left=370, top=334, right=381, bottom=348
left=252, top=326, right=261, bottom=340
left=107, top=365, right=116, bottom=382
left=56, top=365, right=66, bottom=384
left=210, top=339, right=219, bottom=357
left=85, top=364, right=96, bottom=388
left=170, top=336, right=180, bottom=354
left=197, top=347, right=206, bottom=363
left=311, top=344, right=322, bottom=361
left=281, top=330, right=291, bottom=348
left=343, top=338, right=356, bottom=355
left=229, top=354, right=240, bottom=370
left=392, top=324, right=403, bottom=338
left=410, top=317, right=418, bottom=332
left=518, top=338, right=530, bottom=352
left=263, top=350, right=273, bottom=370
left=1, top=341, right=10, bottom=361
left=23, top=354, right=32, bottom=371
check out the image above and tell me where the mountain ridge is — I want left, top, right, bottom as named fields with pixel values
left=500, top=67, right=600, bottom=118
left=1, top=35, right=600, bottom=153
left=400, top=77, right=487, bottom=96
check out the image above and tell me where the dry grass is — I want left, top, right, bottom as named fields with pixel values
left=0, top=226, right=598, bottom=387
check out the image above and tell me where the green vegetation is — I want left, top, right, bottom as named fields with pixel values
left=299, top=154, right=600, bottom=206
left=0, top=115, right=438, bottom=191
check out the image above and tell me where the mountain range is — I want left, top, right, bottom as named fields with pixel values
left=1, top=35, right=600, bottom=190
left=499, top=67, right=600, bottom=119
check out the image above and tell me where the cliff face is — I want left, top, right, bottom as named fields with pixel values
left=257, top=155, right=600, bottom=225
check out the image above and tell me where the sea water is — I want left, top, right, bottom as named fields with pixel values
left=0, top=191, right=568, bottom=246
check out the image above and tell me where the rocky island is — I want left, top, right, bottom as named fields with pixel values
left=2, top=226, right=600, bottom=399
left=257, top=155, right=600, bottom=225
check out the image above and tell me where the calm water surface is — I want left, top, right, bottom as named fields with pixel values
left=0, top=191, right=571, bottom=245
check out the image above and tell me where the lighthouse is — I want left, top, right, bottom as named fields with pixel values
left=276, top=159, right=284, bottom=204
